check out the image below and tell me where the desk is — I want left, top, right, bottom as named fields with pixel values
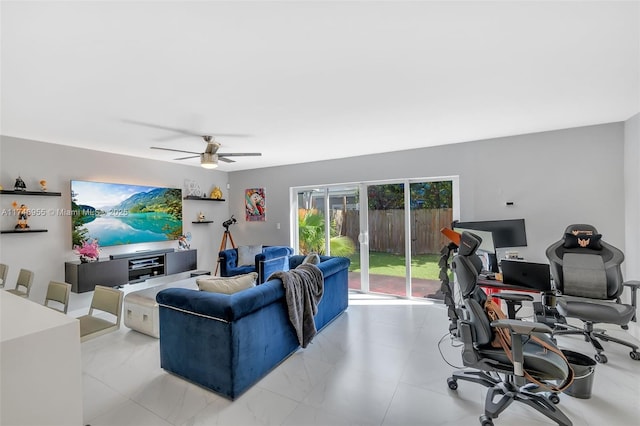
left=478, top=278, right=542, bottom=293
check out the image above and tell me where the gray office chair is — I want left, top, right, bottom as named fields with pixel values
left=5, top=268, right=34, bottom=298
left=546, top=224, right=640, bottom=364
left=445, top=232, right=573, bottom=426
left=0, top=263, right=7, bottom=288
left=44, top=281, right=72, bottom=314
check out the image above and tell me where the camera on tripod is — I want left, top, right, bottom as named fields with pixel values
left=222, top=215, right=237, bottom=231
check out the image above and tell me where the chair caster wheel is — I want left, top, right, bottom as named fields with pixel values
left=630, top=351, right=640, bottom=360
left=479, top=415, right=494, bottom=426
left=594, top=353, right=608, bottom=364
left=447, top=377, right=458, bottom=390
left=549, top=393, right=561, bottom=404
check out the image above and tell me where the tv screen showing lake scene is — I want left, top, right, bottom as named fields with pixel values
left=71, top=180, right=183, bottom=247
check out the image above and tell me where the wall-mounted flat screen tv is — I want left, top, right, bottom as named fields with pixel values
left=71, top=180, right=183, bottom=247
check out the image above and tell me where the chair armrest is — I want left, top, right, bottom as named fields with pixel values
left=493, top=293, right=534, bottom=319
left=491, top=319, right=552, bottom=335
left=623, top=280, right=640, bottom=289
left=493, top=293, right=534, bottom=303
left=623, top=280, right=640, bottom=322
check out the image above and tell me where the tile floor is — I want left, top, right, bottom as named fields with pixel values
left=74, top=284, right=640, bottom=426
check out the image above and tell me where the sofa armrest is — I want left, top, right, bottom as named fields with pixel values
left=219, top=248, right=257, bottom=277
left=255, top=246, right=293, bottom=283
left=157, top=279, right=286, bottom=322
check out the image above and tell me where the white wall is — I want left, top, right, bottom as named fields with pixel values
left=1, top=122, right=633, bottom=304
left=624, top=113, right=640, bottom=281
left=228, top=123, right=627, bottom=267
left=0, top=136, right=229, bottom=303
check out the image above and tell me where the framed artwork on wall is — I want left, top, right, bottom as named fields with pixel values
left=245, top=188, right=266, bottom=222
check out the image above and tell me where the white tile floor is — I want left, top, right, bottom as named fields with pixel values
left=76, top=286, right=640, bottom=426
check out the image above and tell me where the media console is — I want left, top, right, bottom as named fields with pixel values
left=65, top=249, right=197, bottom=293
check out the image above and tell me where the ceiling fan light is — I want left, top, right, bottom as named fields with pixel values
left=200, top=153, right=218, bottom=169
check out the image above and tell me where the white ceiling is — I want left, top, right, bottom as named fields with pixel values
left=2, top=1, right=639, bottom=171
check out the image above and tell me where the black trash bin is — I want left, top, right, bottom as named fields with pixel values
left=561, top=350, right=597, bottom=399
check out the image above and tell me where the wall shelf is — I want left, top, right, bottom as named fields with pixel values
left=191, top=221, right=213, bottom=224
left=1, top=229, right=48, bottom=234
left=0, top=190, right=62, bottom=196
left=183, top=196, right=225, bottom=202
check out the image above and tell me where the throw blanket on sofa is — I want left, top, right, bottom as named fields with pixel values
left=269, top=264, right=324, bottom=348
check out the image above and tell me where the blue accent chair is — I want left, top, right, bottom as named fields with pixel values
left=219, top=246, right=294, bottom=283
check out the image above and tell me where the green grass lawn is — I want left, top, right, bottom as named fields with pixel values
left=348, top=251, right=442, bottom=280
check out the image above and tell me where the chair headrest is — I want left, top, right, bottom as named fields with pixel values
left=562, top=224, right=602, bottom=250
left=564, top=224, right=598, bottom=235
left=458, top=232, right=482, bottom=256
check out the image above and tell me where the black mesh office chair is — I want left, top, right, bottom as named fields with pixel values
left=444, top=231, right=573, bottom=426
left=546, top=224, right=640, bottom=364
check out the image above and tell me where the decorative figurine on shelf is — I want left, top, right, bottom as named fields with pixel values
left=210, top=186, right=223, bottom=200
left=184, top=179, right=202, bottom=197
left=14, top=176, right=27, bottom=191
left=197, top=212, right=206, bottom=222
left=178, top=234, right=190, bottom=250
left=13, top=201, right=30, bottom=230
left=39, top=179, right=47, bottom=191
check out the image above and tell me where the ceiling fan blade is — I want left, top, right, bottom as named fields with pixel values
left=218, top=152, right=262, bottom=157
left=173, top=155, right=200, bottom=160
left=151, top=146, right=200, bottom=155
left=124, top=119, right=252, bottom=138
left=219, top=157, right=236, bottom=163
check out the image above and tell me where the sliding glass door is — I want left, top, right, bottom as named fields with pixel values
left=293, top=178, right=457, bottom=299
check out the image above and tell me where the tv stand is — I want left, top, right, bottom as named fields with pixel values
left=65, top=249, right=197, bottom=293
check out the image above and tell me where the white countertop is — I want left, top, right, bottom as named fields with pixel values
left=1, top=290, right=79, bottom=342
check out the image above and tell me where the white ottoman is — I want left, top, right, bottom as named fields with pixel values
left=124, top=277, right=198, bottom=338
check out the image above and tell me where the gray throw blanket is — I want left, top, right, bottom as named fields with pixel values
left=269, top=264, right=324, bottom=348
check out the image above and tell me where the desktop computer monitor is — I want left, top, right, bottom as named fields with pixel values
left=452, top=219, right=527, bottom=248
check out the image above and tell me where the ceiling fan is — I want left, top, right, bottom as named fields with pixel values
left=151, top=135, right=262, bottom=169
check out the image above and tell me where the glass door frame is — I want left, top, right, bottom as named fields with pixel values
left=290, top=176, right=460, bottom=298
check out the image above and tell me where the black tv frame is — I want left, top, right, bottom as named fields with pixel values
left=452, top=218, right=527, bottom=249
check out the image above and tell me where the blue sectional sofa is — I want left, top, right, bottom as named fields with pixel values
left=156, top=255, right=350, bottom=400
left=219, top=245, right=294, bottom=283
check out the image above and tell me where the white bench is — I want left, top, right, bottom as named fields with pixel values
left=123, top=277, right=199, bottom=338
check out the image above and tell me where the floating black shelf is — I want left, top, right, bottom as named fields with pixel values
left=183, top=196, right=225, bottom=202
left=1, top=229, right=48, bottom=234
left=192, top=221, right=214, bottom=224
left=0, top=190, right=62, bottom=196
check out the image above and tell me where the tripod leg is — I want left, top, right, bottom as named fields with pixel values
left=214, top=233, right=229, bottom=276
left=227, top=231, right=237, bottom=249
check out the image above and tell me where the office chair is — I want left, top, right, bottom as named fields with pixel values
left=77, top=285, right=123, bottom=342
left=5, top=268, right=34, bottom=298
left=444, top=231, right=573, bottom=426
left=0, top=263, right=7, bottom=288
left=546, top=224, right=640, bottom=364
left=44, top=281, right=72, bottom=314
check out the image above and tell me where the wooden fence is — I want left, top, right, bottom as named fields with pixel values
left=335, top=208, right=453, bottom=255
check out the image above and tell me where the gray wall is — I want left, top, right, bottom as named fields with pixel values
left=228, top=123, right=627, bottom=267
left=0, top=136, right=227, bottom=303
left=625, top=113, right=640, bottom=280
left=0, top=121, right=635, bottom=305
